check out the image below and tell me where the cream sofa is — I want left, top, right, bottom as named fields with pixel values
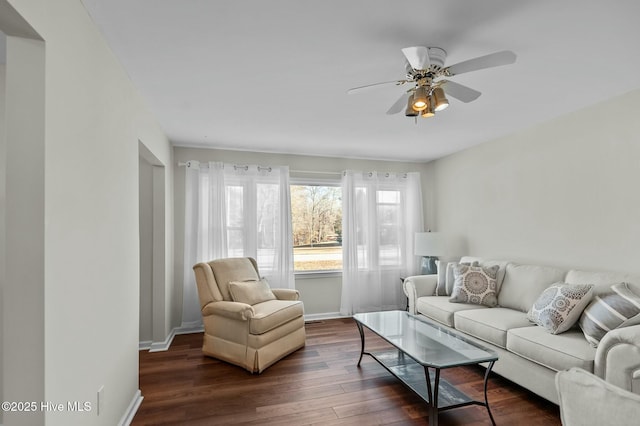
left=402, top=256, right=640, bottom=404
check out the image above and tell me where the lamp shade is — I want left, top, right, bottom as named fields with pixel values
left=414, top=232, right=445, bottom=256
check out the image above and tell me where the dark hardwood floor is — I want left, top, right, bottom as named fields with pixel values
left=133, top=318, right=560, bottom=425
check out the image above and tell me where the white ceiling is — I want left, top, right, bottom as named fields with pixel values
left=81, top=0, right=640, bottom=162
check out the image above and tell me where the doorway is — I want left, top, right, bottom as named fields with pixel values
left=138, top=142, right=167, bottom=349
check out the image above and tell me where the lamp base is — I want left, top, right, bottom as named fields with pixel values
left=420, top=256, right=438, bottom=275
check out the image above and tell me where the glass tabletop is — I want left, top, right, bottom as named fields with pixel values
left=353, top=310, right=498, bottom=368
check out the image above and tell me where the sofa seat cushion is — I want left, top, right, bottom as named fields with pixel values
left=454, top=308, right=533, bottom=349
left=416, top=296, right=489, bottom=327
left=249, top=300, right=304, bottom=335
left=507, top=326, right=596, bottom=372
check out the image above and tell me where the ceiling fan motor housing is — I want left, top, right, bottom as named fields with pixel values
left=427, top=47, right=447, bottom=68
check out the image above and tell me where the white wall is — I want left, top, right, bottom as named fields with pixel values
left=173, top=146, right=431, bottom=317
left=3, top=0, right=174, bottom=425
left=0, top=59, right=6, bottom=426
left=431, top=88, right=640, bottom=276
left=4, top=32, right=45, bottom=426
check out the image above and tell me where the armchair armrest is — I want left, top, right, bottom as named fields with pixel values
left=202, top=301, right=255, bottom=321
left=272, top=288, right=300, bottom=301
left=595, top=324, right=640, bottom=394
left=403, top=275, right=438, bottom=315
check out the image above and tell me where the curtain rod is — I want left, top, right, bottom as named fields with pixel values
left=177, top=162, right=341, bottom=176
left=177, top=162, right=411, bottom=177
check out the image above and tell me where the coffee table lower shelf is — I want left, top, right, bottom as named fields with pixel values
left=371, top=349, right=475, bottom=409
left=366, top=349, right=496, bottom=425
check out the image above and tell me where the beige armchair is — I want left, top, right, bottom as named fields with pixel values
left=192, top=257, right=305, bottom=373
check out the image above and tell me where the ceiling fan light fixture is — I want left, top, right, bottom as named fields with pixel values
left=412, top=86, right=428, bottom=111
left=421, top=97, right=435, bottom=118
left=433, top=87, right=449, bottom=111
left=405, top=94, right=419, bottom=117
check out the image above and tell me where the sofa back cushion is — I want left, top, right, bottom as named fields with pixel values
left=498, top=263, right=567, bottom=312
left=565, top=270, right=640, bottom=297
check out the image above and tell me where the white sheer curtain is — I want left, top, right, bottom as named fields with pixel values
left=340, top=171, right=423, bottom=315
left=181, top=161, right=295, bottom=328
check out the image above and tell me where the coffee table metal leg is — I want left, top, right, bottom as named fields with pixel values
left=484, top=361, right=496, bottom=426
left=424, top=366, right=439, bottom=426
left=356, top=322, right=365, bottom=367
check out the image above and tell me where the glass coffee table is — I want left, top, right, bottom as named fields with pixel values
left=353, top=310, right=498, bottom=426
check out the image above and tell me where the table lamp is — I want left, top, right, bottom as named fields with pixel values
left=414, top=232, right=444, bottom=275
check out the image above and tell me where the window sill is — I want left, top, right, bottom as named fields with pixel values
left=294, top=270, right=342, bottom=279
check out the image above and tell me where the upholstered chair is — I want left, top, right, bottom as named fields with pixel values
left=556, top=367, right=640, bottom=426
left=192, top=257, right=305, bottom=373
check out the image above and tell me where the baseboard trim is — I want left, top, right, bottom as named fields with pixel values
left=174, top=321, right=204, bottom=335
left=138, top=340, right=152, bottom=351
left=304, top=312, right=348, bottom=321
left=148, top=329, right=176, bottom=352
left=118, top=389, right=143, bottom=426
left=140, top=322, right=204, bottom=353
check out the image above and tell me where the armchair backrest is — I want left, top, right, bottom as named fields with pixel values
left=193, top=257, right=260, bottom=307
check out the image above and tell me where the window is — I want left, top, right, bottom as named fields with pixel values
left=290, top=183, right=342, bottom=272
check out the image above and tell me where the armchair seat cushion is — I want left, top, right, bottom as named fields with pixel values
left=250, top=300, right=304, bottom=335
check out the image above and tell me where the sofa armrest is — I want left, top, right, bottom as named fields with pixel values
left=202, top=301, right=255, bottom=321
left=403, top=274, right=438, bottom=315
left=272, top=288, right=300, bottom=301
left=594, top=324, right=640, bottom=394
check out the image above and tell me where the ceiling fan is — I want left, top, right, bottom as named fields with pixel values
left=347, top=46, right=517, bottom=119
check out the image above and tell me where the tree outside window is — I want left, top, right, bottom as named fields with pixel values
left=290, top=184, right=342, bottom=271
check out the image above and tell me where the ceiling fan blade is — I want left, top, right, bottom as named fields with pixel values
left=386, top=93, right=410, bottom=115
left=347, top=80, right=405, bottom=95
left=446, top=50, right=516, bottom=76
left=404, top=59, right=413, bottom=74
left=402, top=46, right=430, bottom=70
left=441, top=80, right=481, bottom=103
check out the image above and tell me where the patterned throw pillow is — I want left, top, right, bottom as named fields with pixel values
left=440, top=261, right=478, bottom=296
left=449, top=264, right=499, bottom=307
left=527, top=283, right=593, bottom=334
left=579, top=283, right=640, bottom=347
